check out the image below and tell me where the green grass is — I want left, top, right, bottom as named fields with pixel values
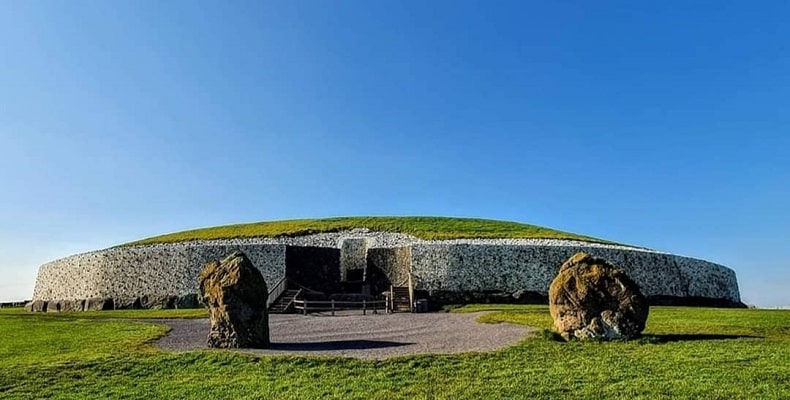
left=123, top=216, right=618, bottom=246
left=0, top=307, right=208, bottom=320
left=1, top=306, right=788, bottom=399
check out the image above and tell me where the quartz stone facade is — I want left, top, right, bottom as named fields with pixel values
left=31, top=232, right=742, bottom=309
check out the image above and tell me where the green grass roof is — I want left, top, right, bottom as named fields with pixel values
left=123, top=216, right=618, bottom=246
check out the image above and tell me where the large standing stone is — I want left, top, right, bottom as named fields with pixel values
left=199, top=251, right=269, bottom=348
left=549, top=252, right=649, bottom=340
left=366, top=246, right=412, bottom=295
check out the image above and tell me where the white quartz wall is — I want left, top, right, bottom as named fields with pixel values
left=33, top=244, right=285, bottom=301
left=409, top=244, right=740, bottom=302
left=32, top=233, right=741, bottom=303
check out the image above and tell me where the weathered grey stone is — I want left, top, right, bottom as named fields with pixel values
left=199, top=251, right=269, bottom=348
left=59, top=299, right=84, bottom=312
left=367, top=246, right=412, bottom=294
left=85, top=297, right=114, bottom=311
left=114, top=297, right=142, bottom=309
left=549, top=252, right=649, bottom=340
left=45, top=301, right=61, bottom=312
left=140, top=295, right=177, bottom=309
left=26, top=300, right=47, bottom=312
left=340, top=238, right=369, bottom=281
left=175, top=293, right=200, bottom=309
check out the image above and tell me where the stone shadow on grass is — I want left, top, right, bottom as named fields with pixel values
left=643, top=334, right=763, bottom=343
left=268, top=340, right=412, bottom=351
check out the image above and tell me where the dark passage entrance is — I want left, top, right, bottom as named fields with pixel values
left=284, top=246, right=341, bottom=294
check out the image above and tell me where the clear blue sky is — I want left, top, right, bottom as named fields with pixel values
left=1, top=1, right=788, bottom=306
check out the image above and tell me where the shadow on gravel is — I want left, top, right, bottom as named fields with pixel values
left=643, top=334, right=763, bottom=343
left=268, top=340, right=412, bottom=351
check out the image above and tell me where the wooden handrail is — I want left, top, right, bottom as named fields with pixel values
left=267, top=276, right=288, bottom=308
left=394, top=277, right=410, bottom=287
left=283, top=288, right=303, bottom=313
left=288, top=279, right=325, bottom=296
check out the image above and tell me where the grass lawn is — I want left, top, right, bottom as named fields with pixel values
left=0, top=306, right=787, bottom=399
left=0, top=307, right=208, bottom=320
left=123, top=216, right=618, bottom=246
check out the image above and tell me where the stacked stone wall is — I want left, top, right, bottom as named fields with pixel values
left=33, top=244, right=285, bottom=302
left=409, top=244, right=740, bottom=302
left=31, top=232, right=742, bottom=309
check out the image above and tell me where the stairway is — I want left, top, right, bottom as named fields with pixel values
left=269, top=289, right=300, bottom=314
left=391, top=286, right=411, bottom=312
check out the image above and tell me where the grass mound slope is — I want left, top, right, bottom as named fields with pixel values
left=125, top=216, right=615, bottom=246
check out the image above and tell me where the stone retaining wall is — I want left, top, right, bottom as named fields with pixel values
left=33, top=244, right=286, bottom=302
left=31, top=232, right=742, bottom=309
left=409, top=243, right=739, bottom=301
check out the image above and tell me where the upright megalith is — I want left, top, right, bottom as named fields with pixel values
left=340, top=238, right=369, bottom=281
left=199, top=251, right=269, bottom=348
left=549, top=252, right=649, bottom=340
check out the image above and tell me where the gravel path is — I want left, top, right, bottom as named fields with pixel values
left=152, top=312, right=534, bottom=359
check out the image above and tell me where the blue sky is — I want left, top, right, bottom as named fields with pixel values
left=1, top=1, right=788, bottom=306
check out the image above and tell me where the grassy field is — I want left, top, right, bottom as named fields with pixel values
left=123, top=216, right=618, bottom=246
left=0, top=306, right=787, bottom=399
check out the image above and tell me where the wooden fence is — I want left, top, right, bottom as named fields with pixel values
left=292, top=299, right=387, bottom=316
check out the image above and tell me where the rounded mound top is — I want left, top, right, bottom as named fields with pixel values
left=123, top=216, right=618, bottom=246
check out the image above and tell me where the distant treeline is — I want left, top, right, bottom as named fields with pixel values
left=0, top=301, right=30, bottom=308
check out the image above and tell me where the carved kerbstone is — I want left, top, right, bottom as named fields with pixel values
left=26, top=300, right=47, bottom=312
left=85, top=297, right=114, bottom=311
left=549, top=252, right=649, bottom=340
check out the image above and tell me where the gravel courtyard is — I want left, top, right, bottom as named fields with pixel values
left=153, top=312, right=534, bottom=359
